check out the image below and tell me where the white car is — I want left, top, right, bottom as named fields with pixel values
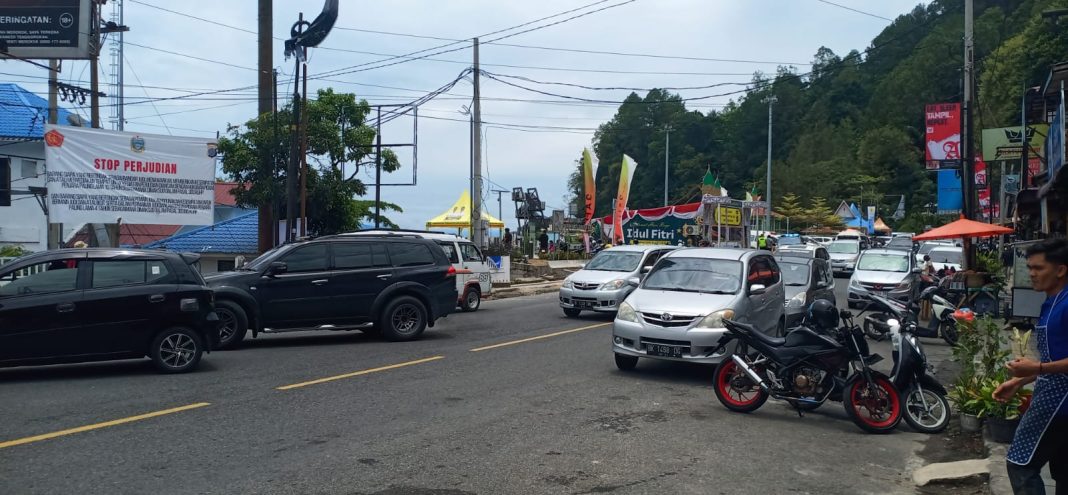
left=915, top=241, right=956, bottom=265
left=927, top=246, right=963, bottom=272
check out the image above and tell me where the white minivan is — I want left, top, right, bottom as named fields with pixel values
left=341, top=230, right=493, bottom=311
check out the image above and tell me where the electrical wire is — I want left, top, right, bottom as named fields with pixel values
left=812, top=0, right=893, bottom=21
left=123, top=53, right=172, bottom=134
left=481, top=71, right=751, bottom=92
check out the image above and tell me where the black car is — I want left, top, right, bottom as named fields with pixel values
left=775, top=256, right=837, bottom=328
left=0, top=249, right=220, bottom=373
left=205, top=235, right=457, bottom=348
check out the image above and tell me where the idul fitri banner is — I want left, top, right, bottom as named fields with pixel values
left=44, top=125, right=217, bottom=225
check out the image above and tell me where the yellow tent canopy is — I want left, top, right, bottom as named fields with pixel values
left=426, top=190, right=505, bottom=229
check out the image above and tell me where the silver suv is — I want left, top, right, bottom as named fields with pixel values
left=611, top=248, right=785, bottom=370
left=559, top=245, right=676, bottom=316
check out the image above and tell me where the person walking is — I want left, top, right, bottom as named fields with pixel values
left=757, top=233, right=768, bottom=251
left=502, top=228, right=513, bottom=249
left=994, top=238, right=1068, bottom=494
left=538, top=229, right=549, bottom=253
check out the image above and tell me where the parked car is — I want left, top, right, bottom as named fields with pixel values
left=0, top=249, right=220, bottom=373
left=927, top=246, right=963, bottom=272
left=809, top=236, right=833, bottom=246
left=915, top=240, right=956, bottom=265
left=836, top=231, right=871, bottom=250
left=205, top=235, right=457, bottom=348
left=847, top=248, right=920, bottom=308
left=776, top=256, right=836, bottom=327
left=777, top=244, right=830, bottom=261
left=883, top=236, right=915, bottom=252
left=341, top=229, right=492, bottom=312
left=560, top=245, right=676, bottom=317
left=827, top=239, right=861, bottom=276
left=611, top=248, right=785, bottom=370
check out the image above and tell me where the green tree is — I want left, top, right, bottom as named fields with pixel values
left=218, top=88, right=400, bottom=236
left=777, top=193, right=808, bottom=227
left=806, top=197, right=845, bottom=230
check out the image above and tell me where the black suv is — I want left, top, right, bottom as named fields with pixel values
left=0, top=249, right=220, bottom=373
left=204, top=235, right=457, bottom=348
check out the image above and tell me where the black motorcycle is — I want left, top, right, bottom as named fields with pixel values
left=712, top=311, right=903, bottom=434
left=862, top=293, right=951, bottom=433
left=863, top=285, right=959, bottom=345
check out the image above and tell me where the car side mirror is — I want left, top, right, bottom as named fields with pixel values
left=912, top=267, right=921, bottom=274
left=626, top=276, right=641, bottom=287
left=749, top=283, right=766, bottom=295
left=641, top=265, right=652, bottom=274
left=266, top=261, right=288, bottom=277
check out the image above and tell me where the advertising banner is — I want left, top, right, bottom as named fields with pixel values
left=981, top=124, right=1048, bottom=162
left=974, top=159, right=987, bottom=187
left=581, top=148, right=597, bottom=252
left=623, top=217, right=687, bottom=244
left=44, top=125, right=217, bottom=225
left=937, top=170, right=962, bottom=213
left=925, top=103, right=961, bottom=170
left=612, top=154, right=638, bottom=243
left=1048, top=104, right=1064, bottom=179
left=0, top=0, right=91, bottom=59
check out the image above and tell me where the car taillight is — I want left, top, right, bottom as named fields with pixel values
left=446, top=265, right=457, bottom=278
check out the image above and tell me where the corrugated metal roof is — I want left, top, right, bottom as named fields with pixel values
left=144, top=211, right=258, bottom=254
left=0, top=83, right=80, bottom=140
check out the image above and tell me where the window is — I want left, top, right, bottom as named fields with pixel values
left=642, top=251, right=664, bottom=269
left=747, top=257, right=777, bottom=287
left=459, top=243, right=483, bottom=263
left=281, top=244, right=328, bottom=273
left=388, top=243, right=435, bottom=267
left=20, top=159, right=37, bottom=179
left=217, top=260, right=236, bottom=272
left=334, top=243, right=374, bottom=269
left=0, top=260, right=79, bottom=296
left=819, top=261, right=834, bottom=287
left=91, top=260, right=171, bottom=288
left=766, top=257, right=781, bottom=285
left=437, top=242, right=459, bottom=263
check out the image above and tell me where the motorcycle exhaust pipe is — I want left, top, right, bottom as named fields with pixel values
left=731, top=354, right=770, bottom=392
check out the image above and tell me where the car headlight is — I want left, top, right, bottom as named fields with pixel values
left=849, top=278, right=863, bottom=289
left=696, top=309, right=735, bottom=329
left=562, top=278, right=573, bottom=289
left=616, top=302, right=640, bottom=323
left=895, top=280, right=912, bottom=291
left=599, top=279, right=626, bottom=290
left=786, top=292, right=807, bottom=308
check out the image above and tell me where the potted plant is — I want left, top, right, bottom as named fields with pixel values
left=948, top=374, right=984, bottom=432
left=978, top=372, right=1025, bottom=443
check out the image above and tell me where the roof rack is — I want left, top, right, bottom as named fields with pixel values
left=340, top=228, right=450, bottom=235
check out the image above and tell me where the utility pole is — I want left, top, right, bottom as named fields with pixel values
left=471, top=38, right=484, bottom=248
left=89, top=1, right=101, bottom=129
left=47, top=59, right=58, bottom=250
left=663, top=125, right=671, bottom=206
left=765, top=95, right=777, bottom=231
left=257, top=0, right=273, bottom=252
left=961, top=0, right=975, bottom=269
left=299, top=54, right=308, bottom=237
left=374, top=106, right=382, bottom=228
left=492, top=189, right=508, bottom=225
left=285, top=13, right=303, bottom=242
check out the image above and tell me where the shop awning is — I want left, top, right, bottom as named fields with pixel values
left=913, top=216, right=1013, bottom=241
left=426, top=190, right=505, bottom=229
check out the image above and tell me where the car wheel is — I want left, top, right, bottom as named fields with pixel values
left=378, top=296, right=428, bottom=342
left=215, top=300, right=248, bottom=349
left=614, top=353, right=638, bottom=371
left=460, top=286, right=481, bottom=312
left=563, top=307, right=582, bottom=317
left=149, top=327, right=204, bottom=374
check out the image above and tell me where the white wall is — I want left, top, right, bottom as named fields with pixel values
left=1, top=142, right=83, bottom=254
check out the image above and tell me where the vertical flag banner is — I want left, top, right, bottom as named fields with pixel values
left=582, top=148, right=597, bottom=251
left=613, top=154, right=638, bottom=243
left=925, top=103, right=961, bottom=170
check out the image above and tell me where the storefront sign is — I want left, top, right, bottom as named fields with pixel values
left=981, top=124, right=1049, bottom=162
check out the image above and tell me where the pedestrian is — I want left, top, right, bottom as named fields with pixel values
left=503, top=228, right=513, bottom=249
left=1003, top=246, right=1015, bottom=282
left=538, top=229, right=549, bottom=252
left=757, top=233, right=768, bottom=250
left=994, top=238, right=1068, bottom=494
left=923, top=255, right=935, bottom=275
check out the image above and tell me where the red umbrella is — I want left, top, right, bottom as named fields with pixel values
left=913, top=216, right=1013, bottom=241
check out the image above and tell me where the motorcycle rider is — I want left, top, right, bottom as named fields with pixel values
left=994, top=238, right=1068, bottom=494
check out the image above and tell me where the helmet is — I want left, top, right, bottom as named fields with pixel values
left=920, top=285, right=940, bottom=300
left=807, top=299, right=839, bottom=329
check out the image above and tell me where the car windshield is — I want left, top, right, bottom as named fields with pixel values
left=918, top=243, right=952, bottom=255
left=642, top=257, right=742, bottom=294
left=778, top=262, right=810, bottom=286
left=584, top=251, right=642, bottom=272
left=777, top=235, right=802, bottom=246
left=928, top=249, right=962, bottom=265
left=857, top=253, right=909, bottom=272
left=886, top=238, right=912, bottom=248
left=827, top=241, right=859, bottom=254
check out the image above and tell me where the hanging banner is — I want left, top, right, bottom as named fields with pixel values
left=44, top=125, right=217, bottom=225
left=612, top=154, right=638, bottom=243
left=1048, top=104, right=1064, bottom=179
left=981, top=124, right=1048, bottom=162
left=937, top=169, right=962, bottom=213
left=925, top=103, right=961, bottom=170
left=581, top=148, right=597, bottom=252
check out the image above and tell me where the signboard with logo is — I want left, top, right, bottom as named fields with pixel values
left=937, top=169, right=962, bottom=213
left=622, top=217, right=687, bottom=245
left=0, top=0, right=91, bottom=59
left=981, top=124, right=1049, bottom=162
left=43, top=125, right=217, bottom=225
left=715, top=206, right=742, bottom=226
left=925, top=103, right=961, bottom=170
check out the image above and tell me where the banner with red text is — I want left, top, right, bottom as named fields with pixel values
left=925, top=103, right=961, bottom=169
left=44, top=125, right=216, bottom=225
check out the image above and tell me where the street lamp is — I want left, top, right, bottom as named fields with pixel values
left=764, top=95, right=777, bottom=231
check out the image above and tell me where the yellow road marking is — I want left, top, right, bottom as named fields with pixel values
left=0, top=402, right=211, bottom=450
left=276, top=355, right=445, bottom=390
left=469, top=323, right=611, bottom=352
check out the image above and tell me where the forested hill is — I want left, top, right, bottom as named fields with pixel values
left=573, top=0, right=1068, bottom=231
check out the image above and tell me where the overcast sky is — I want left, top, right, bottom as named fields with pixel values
left=3, top=0, right=927, bottom=230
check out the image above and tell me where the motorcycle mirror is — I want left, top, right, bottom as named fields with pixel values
left=887, top=318, right=901, bottom=332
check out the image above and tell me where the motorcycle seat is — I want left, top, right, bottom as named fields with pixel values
left=724, top=319, right=786, bottom=346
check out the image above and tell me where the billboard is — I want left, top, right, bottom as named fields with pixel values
left=981, top=124, right=1048, bottom=162
left=937, top=170, right=962, bottom=213
left=0, top=0, right=91, bottom=59
left=44, top=125, right=217, bottom=225
left=925, top=103, right=961, bottom=170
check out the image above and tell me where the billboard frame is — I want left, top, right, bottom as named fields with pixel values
left=0, top=0, right=92, bottom=60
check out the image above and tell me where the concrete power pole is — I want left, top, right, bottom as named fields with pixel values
left=663, top=125, right=671, bottom=206
left=257, top=0, right=273, bottom=252
left=471, top=38, right=484, bottom=248
left=47, top=60, right=59, bottom=250
left=89, top=2, right=101, bottom=129
left=962, top=0, right=975, bottom=221
left=765, top=95, right=777, bottom=231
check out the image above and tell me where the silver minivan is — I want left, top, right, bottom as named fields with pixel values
left=847, top=248, right=919, bottom=308
left=611, top=248, right=785, bottom=370
left=560, top=245, right=676, bottom=316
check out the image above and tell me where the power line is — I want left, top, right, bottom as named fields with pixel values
left=124, top=53, right=171, bottom=134
left=124, top=41, right=258, bottom=72
left=812, top=0, right=893, bottom=21
left=481, top=71, right=751, bottom=92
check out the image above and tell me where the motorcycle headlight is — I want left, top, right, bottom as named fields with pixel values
left=599, top=279, right=626, bottom=290
left=562, top=278, right=573, bottom=289
left=786, top=292, right=807, bottom=308
left=697, top=309, right=735, bottom=329
left=616, top=302, right=640, bottom=323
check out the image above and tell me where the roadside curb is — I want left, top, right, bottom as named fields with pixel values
left=487, top=281, right=562, bottom=300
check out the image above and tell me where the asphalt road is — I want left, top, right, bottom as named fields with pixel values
left=0, top=280, right=954, bottom=495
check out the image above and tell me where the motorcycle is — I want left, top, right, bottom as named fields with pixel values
left=863, top=285, right=958, bottom=345
left=711, top=314, right=903, bottom=434
left=862, top=293, right=952, bottom=433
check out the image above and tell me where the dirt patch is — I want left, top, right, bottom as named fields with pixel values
left=915, top=420, right=988, bottom=495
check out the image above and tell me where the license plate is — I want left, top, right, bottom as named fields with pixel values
left=646, top=344, right=685, bottom=358
left=575, top=300, right=595, bottom=308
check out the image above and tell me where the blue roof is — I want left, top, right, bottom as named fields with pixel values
left=144, top=211, right=258, bottom=254
left=0, top=83, right=81, bottom=140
